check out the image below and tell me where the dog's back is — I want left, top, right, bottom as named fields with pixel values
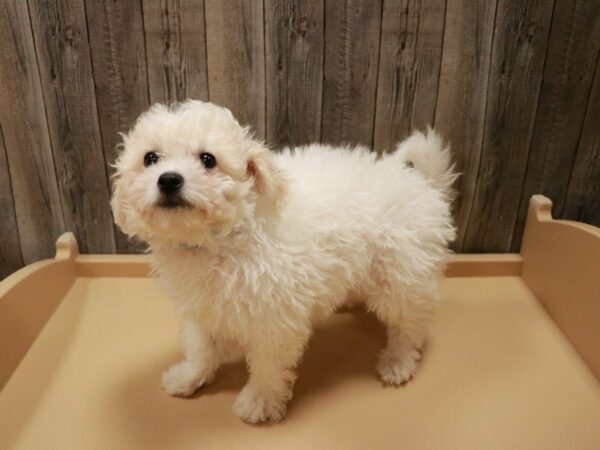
left=273, top=132, right=456, bottom=253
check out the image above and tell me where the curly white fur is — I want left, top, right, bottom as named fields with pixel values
left=111, top=100, right=457, bottom=424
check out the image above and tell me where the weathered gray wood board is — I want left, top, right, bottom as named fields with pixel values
left=564, top=53, right=600, bottom=226
left=142, top=0, right=209, bottom=104
left=321, top=0, right=383, bottom=147
left=205, top=0, right=266, bottom=139
left=265, top=0, right=325, bottom=147
left=0, top=125, right=23, bottom=278
left=0, top=0, right=65, bottom=264
left=434, top=0, right=497, bottom=251
left=513, top=0, right=600, bottom=250
left=1, top=0, right=600, bottom=278
left=462, top=0, right=555, bottom=253
left=374, top=0, right=446, bottom=153
left=86, top=0, right=151, bottom=253
left=28, top=0, right=115, bottom=254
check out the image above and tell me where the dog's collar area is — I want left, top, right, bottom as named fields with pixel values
left=175, top=226, right=247, bottom=251
left=179, top=242, right=201, bottom=250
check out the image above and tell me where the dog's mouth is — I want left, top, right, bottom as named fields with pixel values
left=156, top=195, right=193, bottom=210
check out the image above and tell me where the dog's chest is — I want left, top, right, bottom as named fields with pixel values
left=151, top=248, right=271, bottom=338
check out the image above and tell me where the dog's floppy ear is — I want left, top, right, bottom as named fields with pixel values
left=246, top=146, right=287, bottom=215
left=110, top=166, right=142, bottom=239
left=110, top=169, right=130, bottom=235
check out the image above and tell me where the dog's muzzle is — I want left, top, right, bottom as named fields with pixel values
left=158, top=172, right=184, bottom=194
left=157, top=172, right=190, bottom=209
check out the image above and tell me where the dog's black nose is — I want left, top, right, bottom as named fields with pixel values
left=158, top=172, right=184, bottom=194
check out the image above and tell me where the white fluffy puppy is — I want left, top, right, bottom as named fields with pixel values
left=111, top=100, right=457, bottom=424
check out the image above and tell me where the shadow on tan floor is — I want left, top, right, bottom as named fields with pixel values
left=113, top=308, right=389, bottom=448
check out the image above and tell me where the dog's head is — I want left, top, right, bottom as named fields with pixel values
left=111, top=101, right=287, bottom=245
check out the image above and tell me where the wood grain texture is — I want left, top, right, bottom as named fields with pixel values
left=321, top=0, right=383, bottom=147
left=85, top=0, right=150, bottom=253
left=265, top=0, right=324, bottom=147
left=434, top=0, right=497, bottom=251
left=0, top=0, right=65, bottom=264
left=462, top=0, right=555, bottom=252
left=0, top=125, right=23, bottom=278
left=2, top=0, right=600, bottom=272
left=205, top=0, right=265, bottom=139
left=564, top=53, right=600, bottom=227
left=374, top=0, right=446, bottom=153
left=28, top=0, right=116, bottom=253
left=142, top=0, right=209, bottom=104
left=512, top=0, right=600, bottom=250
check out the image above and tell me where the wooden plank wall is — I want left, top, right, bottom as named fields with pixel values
left=1, top=0, right=599, bottom=277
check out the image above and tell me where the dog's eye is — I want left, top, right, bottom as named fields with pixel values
left=144, top=152, right=159, bottom=167
left=199, top=152, right=217, bottom=169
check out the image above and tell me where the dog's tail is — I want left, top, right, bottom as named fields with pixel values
left=393, top=128, right=458, bottom=201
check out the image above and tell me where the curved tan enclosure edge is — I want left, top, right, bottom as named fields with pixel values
left=0, top=195, right=598, bottom=450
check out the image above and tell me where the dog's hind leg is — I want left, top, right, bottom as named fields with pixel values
left=162, top=317, right=221, bottom=396
left=368, top=287, right=438, bottom=385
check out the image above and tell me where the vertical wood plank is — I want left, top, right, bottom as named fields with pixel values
left=564, top=54, right=600, bottom=227
left=142, top=0, right=209, bottom=104
left=205, top=0, right=265, bottom=139
left=434, top=0, right=497, bottom=251
left=321, top=0, right=383, bottom=147
left=0, top=125, right=23, bottom=278
left=265, top=0, right=324, bottom=147
left=513, top=1, right=600, bottom=250
left=28, top=0, right=116, bottom=253
left=462, top=0, right=554, bottom=252
left=85, top=0, right=151, bottom=253
left=374, top=0, right=446, bottom=152
left=0, top=0, right=65, bottom=263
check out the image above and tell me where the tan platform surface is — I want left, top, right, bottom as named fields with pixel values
left=1, top=275, right=598, bottom=450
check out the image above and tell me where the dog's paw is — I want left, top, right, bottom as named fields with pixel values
left=377, top=348, right=422, bottom=385
left=161, top=361, right=211, bottom=397
left=233, top=385, right=287, bottom=424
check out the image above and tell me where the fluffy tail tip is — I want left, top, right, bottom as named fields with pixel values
left=394, top=127, right=458, bottom=199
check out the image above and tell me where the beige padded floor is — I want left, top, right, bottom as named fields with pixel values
left=1, top=275, right=599, bottom=450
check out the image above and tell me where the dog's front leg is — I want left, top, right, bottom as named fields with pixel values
left=162, top=317, right=220, bottom=396
left=233, top=331, right=308, bottom=424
